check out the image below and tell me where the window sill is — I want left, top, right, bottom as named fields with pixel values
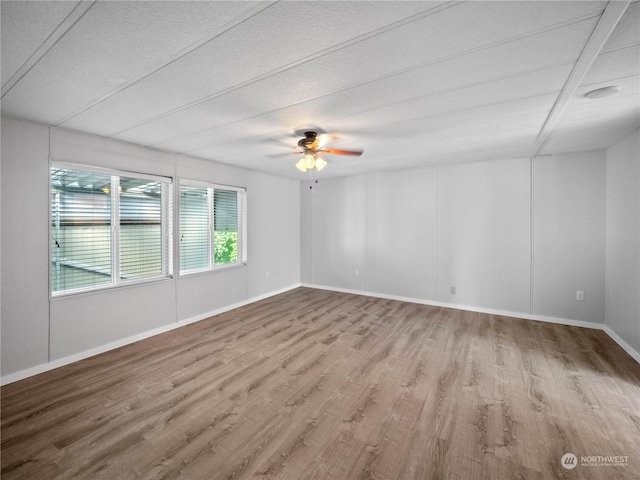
left=50, top=275, right=174, bottom=300
left=178, top=262, right=247, bottom=279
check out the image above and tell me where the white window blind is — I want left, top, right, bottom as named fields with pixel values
left=51, top=169, right=112, bottom=292
left=179, top=186, right=210, bottom=273
left=119, top=176, right=171, bottom=280
left=51, top=165, right=173, bottom=295
left=179, top=182, right=247, bottom=274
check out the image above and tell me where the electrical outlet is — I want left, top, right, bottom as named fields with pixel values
left=450, top=286, right=456, bottom=295
left=265, top=271, right=270, bottom=279
left=354, top=269, right=360, bottom=277
left=576, top=290, right=584, bottom=301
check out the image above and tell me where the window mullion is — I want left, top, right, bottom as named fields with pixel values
left=111, top=175, right=120, bottom=284
left=164, top=183, right=173, bottom=276
left=241, top=191, right=247, bottom=264
left=208, top=187, right=215, bottom=269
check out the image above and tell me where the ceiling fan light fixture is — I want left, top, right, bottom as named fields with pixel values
left=303, top=153, right=315, bottom=169
left=296, top=153, right=327, bottom=172
left=295, top=159, right=307, bottom=172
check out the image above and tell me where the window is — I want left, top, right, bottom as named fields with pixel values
left=51, top=164, right=173, bottom=295
left=179, top=181, right=247, bottom=274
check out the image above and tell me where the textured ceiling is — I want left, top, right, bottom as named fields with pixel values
left=2, top=1, right=638, bottom=179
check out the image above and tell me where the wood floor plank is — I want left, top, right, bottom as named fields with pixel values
left=2, top=287, right=640, bottom=479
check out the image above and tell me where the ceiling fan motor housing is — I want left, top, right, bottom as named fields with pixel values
left=298, top=131, right=318, bottom=149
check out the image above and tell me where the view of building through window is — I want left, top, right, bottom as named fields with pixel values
left=51, top=166, right=172, bottom=294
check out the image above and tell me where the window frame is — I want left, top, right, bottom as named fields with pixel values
left=50, top=161, right=174, bottom=298
left=179, top=179, right=247, bottom=276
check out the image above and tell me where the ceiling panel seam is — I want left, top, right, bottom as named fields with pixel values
left=529, top=0, right=631, bottom=157
left=111, top=10, right=605, bottom=143
left=101, top=0, right=461, bottom=138
left=1, top=1, right=96, bottom=98
left=600, top=41, right=640, bottom=55
left=152, top=60, right=576, bottom=152
left=51, top=1, right=278, bottom=128
left=308, top=63, right=574, bottom=125
left=297, top=91, right=562, bottom=142
left=582, top=72, right=639, bottom=88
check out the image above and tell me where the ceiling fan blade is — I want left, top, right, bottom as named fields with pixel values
left=320, top=148, right=363, bottom=156
left=265, top=150, right=302, bottom=158
left=261, top=138, right=295, bottom=148
left=313, top=133, right=335, bottom=150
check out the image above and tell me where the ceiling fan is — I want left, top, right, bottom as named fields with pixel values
left=290, top=131, right=363, bottom=172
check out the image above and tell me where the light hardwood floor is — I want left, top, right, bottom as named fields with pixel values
left=2, top=287, right=640, bottom=480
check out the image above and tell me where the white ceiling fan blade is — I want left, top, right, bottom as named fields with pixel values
left=316, top=134, right=330, bottom=149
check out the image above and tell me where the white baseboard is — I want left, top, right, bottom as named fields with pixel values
left=0, top=284, right=301, bottom=386
left=302, top=283, right=605, bottom=330
left=604, top=326, right=640, bottom=364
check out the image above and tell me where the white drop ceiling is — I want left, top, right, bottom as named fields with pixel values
left=1, top=1, right=638, bottom=179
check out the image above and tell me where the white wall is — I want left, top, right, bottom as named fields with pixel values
left=1, top=118, right=50, bottom=374
left=308, top=176, right=367, bottom=290
left=50, top=282, right=177, bottom=360
left=366, top=168, right=437, bottom=299
left=300, top=182, right=313, bottom=284
left=605, top=130, right=640, bottom=358
left=1, top=117, right=300, bottom=380
left=246, top=170, right=300, bottom=299
left=438, top=158, right=530, bottom=312
left=533, top=151, right=606, bottom=323
left=302, top=153, right=607, bottom=325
